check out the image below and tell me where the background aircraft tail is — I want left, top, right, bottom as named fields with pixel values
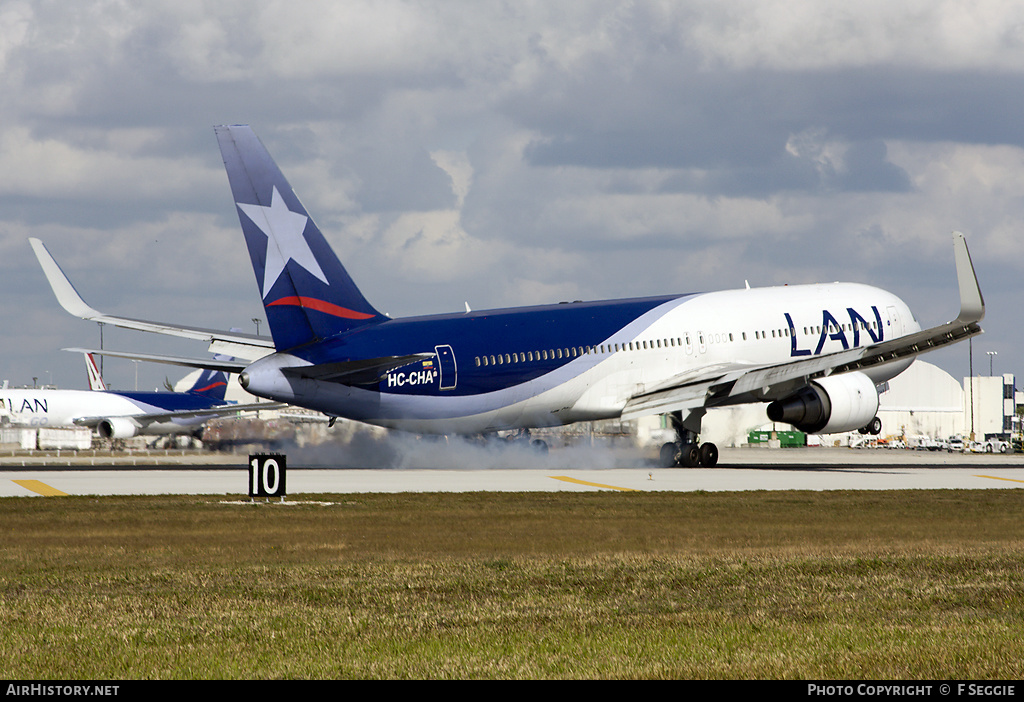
left=83, top=353, right=107, bottom=391
left=184, top=365, right=230, bottom=401
left=215, top=125, right=385, bottom=351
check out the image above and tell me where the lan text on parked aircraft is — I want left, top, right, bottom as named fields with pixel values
left=30, top=125, right=984, bottom=466
left=0, top=352, right=273, bottom=441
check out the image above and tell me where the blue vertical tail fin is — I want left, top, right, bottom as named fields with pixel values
left=215, top=125, right=385, bottom=351
left=186, top=364, right=230, bottom=401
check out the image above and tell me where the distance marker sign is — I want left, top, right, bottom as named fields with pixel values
left=249, top=454, right=287, bottom=498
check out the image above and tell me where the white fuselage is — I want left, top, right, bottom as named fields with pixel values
left=241, top=282, right=921, bottom=435
left=0, top=389, right=205, bottom=436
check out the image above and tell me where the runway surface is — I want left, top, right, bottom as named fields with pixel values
left=3, top=447, right=1024, bottom=497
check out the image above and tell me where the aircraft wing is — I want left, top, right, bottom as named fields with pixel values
left=71, top=401, right=286, bottom=429
left=30, top=238, right=274, bottom=361
left=621, top=232, right=984, bottom=420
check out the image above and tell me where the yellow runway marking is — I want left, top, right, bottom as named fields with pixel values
left=975, top=475, right=1024, bottom=484
left=549, top=476, right=637, bottom=492
left=13, top=480, right=68, bottom=496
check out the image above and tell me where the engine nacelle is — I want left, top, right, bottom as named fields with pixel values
left=766, top=372, right=880, bottom=434
left=96, top=417, right=141, bottom=439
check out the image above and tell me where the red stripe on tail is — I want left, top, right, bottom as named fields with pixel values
left=268, top=296, right=377, bottom=320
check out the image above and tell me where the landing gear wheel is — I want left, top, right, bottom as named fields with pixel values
left=868, top=417, right=882, bottom=435
left=699, top=442, right=719, bottom=467
left=660, top=442, right=680, bottom=468
left=530, top=439, right=548, bottom=455
left=680, top=443, right=701, bottom=467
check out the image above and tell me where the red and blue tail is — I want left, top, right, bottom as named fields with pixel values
left=215, top=125, right=385, bottom=351
left=186, top=364, right=230, bottom=401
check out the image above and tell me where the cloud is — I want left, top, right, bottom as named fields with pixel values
left=2, top=0, right=1024, bottom=392
left=687, top=1, right=1024, bottom=71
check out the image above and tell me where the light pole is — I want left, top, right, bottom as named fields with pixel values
left=987, top=350, right=998, bottom=376
left=969, top=337, right=975, bottom=441
left=98, top=321, right=104, bottom=379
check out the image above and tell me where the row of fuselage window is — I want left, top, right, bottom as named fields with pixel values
left=756, top=320, right=880, bottom=340
left=474, top=335, right=720, bottom=368
left=472, top=319, right=881, bottom=368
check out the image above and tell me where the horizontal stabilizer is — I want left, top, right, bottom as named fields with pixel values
left=64, top=348, right=249, bottom=374
left=72, top=400, right=287, bottom=429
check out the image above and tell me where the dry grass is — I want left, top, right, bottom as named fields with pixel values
left=1, top=490, right=1023, bottom=678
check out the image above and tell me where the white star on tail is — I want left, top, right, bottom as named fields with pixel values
left=237, top=186, right=328, bottom=297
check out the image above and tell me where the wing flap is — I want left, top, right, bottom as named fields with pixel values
left=621, top=380, right=718, bottom=420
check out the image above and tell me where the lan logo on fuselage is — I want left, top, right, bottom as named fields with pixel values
left=787, top=306, right=885, bottom=357
left=1, top=397, right=48, bottom=413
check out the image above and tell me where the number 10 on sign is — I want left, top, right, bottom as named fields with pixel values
left=249, top=454, right=286, bottom=498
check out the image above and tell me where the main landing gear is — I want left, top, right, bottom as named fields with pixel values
left=504, top=428, right=549, bottom=454
left=858, top=417, right=883, bottom=435
left=659, top=409, right=719, bottom=468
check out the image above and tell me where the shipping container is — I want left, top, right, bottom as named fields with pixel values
left=37, top=427, right=92, bottom=450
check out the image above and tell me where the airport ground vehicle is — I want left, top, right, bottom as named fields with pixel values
left=982, top=437, right=1011, bottom=453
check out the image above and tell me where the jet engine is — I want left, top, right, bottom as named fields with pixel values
left=766, top=372, right=880, bottom=434
left=96, top=417, right=140, bottom=439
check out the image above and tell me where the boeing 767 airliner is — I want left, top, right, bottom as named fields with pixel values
left=30, top=125, right=984, bottom=466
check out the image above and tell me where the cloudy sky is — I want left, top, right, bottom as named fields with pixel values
left=1, top=0, right=1022, bottom=394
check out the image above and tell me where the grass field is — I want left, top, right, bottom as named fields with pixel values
left=2, top=489, right=1023, bottom=679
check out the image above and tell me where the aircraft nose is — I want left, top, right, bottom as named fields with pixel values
left=239, top=372, right=250, bottom=389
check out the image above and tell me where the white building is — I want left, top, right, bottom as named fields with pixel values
left=963, top=374, right=1017, bottom=440
left=877, top=360, right=966, bottom=441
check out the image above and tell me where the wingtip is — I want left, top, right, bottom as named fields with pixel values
left=952, top=231, right=984, bottom=324
left=29, top=238, right=102, bottom=320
